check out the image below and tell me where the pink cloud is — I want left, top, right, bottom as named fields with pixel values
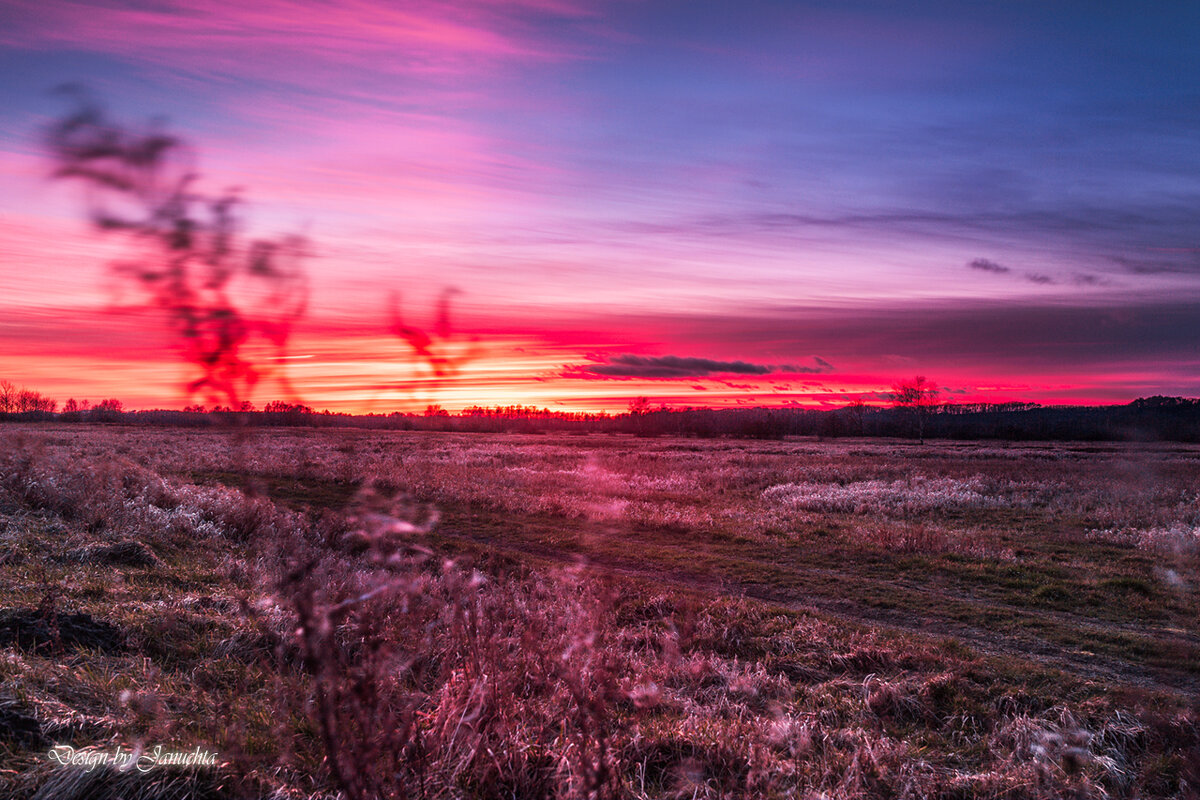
left=2, top=0, right=598, bottom=80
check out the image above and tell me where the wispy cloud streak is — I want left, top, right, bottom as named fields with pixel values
left=568, top=354, right=834, bottom=379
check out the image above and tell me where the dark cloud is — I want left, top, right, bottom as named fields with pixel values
left=614, top=201, right=1200, bottom=279
left=571, top=354, right=834, bottom=379
left=968, top=258, right=1010, bottom=274
left=593, top=296, right=1200, bottom=372
left=778, top=361, right=835, bottom=374
left=1110, top=255, right=1197, bottom=275
left=619, top=205, right=1200, bottom=250
left=576, top=354, right=773, bottom=378
left=969, top=261, right=1109, bottom=287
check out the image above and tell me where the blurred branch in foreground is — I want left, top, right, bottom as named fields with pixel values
left=43, top=85, right=308, bottom=409
left=389, top=287, right=481, bottom=379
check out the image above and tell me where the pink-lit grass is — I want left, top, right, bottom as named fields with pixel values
left=0, top=425, right=1198, bottom=797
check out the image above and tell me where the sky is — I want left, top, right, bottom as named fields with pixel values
left=1, top=0, right=1198, bottom=413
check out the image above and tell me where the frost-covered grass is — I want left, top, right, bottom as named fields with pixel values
left=762, top=474, right=1000, bottom=515
left=1088, top=522, right=1200, bottom=555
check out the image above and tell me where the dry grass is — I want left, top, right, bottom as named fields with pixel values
left=1, top=424, right=1198, bottom=798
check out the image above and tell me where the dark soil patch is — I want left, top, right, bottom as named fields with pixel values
left=0, top=700, right=50, bottom=749
left=62, top=540, right=159, bottom=568
left=0, top=609, right=127, bottom=655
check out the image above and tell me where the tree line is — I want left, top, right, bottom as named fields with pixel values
left=4, top=383, right=1200, bottom=442
left=0, top=381, right=126, bottom=419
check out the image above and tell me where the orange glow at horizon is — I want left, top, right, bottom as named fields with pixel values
left=0, top=319, right=1178, bottom=416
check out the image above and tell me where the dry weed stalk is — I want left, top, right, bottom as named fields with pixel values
left=277, top=492, right=632, bottom=799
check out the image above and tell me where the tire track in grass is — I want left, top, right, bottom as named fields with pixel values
left=434, top=515, right=1200, bottom=698
left=178, top=466, right=1200, bottom=696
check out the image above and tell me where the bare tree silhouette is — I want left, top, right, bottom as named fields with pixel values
left=44, top=86, right=308, bottom=408
left=891, top=375, right=939, bottom=443
left=0, top=381, right=15, bottom=414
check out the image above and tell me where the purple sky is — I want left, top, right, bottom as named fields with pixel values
left=1, top=1, right=1198, bottom=411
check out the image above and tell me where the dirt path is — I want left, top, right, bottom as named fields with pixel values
left=436, top=523, right=1200, bottom=698
left=178, top=465, right=1200, bottom=697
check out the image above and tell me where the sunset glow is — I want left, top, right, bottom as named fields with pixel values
left=2, top=2, right=1198, bottom=412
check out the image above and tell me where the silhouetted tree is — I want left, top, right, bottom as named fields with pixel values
left=891, top=375, right=939, bottom=443
left=0, top=382, right=56, bottom=413
left=843, top=399, right=867, bottom=436
left=20, top=391, right=57, bottom=413
left=627, top=397, right=651, bottom=415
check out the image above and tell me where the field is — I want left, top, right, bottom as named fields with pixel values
left=1, top=423, right=1198, bottom=798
